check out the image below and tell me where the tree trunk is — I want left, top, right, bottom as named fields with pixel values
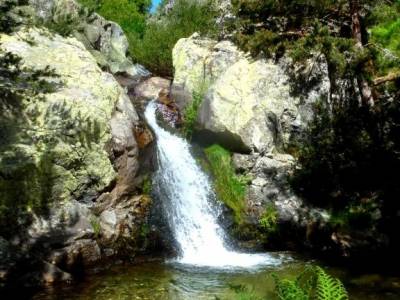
left=350, top=0, right=375, bottom=107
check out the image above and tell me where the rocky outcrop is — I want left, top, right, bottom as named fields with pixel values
left=172, top=33, right=330, bottom=153
left=30, top=0, right=150, bottom=78
left=0, top=27, right=152, bottom=287
left=232, top=152, right=330, bottom=232
left=134, top=77, right=171, bottom=100
left=172, top=33, right=332, bottom=251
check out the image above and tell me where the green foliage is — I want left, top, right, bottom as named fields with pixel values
left=90, top=216, right=101, bottom=238
left=272, top=266, right=348, bottom=300
left=273, top=277, right=309, bottom=300
left=369, top=2, right=400, bottom=75
left=204, top=144, right=246, bottom=224
left=315, top=267, right=348, bottom=300
left=42, top=9, right=84, bottom=37
left=141, top=175, right=152, bottom=195
left=328, top=200, right=379, bottom=229
left=291, top=96, right=400, bottom=217
left=130, top=0, right=218, bottom=76
left=258, top=204, right=278, bottom=239
left=182, top=83, right=208, bottom=138
left=95, top=0, right=150, bottom=36
left=79, top=0, right=218, bottom=75
left=0, top=4, right=104, bottom=237
left=232, top=0, right=399, bottom=97
left=0, top=0, right=29, bottom=33
left=78, top=0, right=151, bottom=55
left=231, top=266, right=348, bottom=300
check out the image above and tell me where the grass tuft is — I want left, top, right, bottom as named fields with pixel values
left=204, top=144, right=246, bottom=224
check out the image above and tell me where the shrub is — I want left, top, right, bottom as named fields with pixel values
left=77, top=0, right=150, bottom=46
left=181, top=83, right=209, bottom=138
left=259, top=203, right=278, bottom=239
left=90, top=216, right=101, bottom=238
left=204, top=144, right=246, bottom=224
left=130, top=0, right=218, bottom=76
left=369, top=2, right=400, bottom=75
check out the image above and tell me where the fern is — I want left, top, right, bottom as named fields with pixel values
left=271, top=266, right=349, bottom=300
left=272, top=274, right=309, bottom=300
left=315, top=267, right=348, bottom=300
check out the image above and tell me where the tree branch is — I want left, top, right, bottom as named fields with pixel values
left=373, top=72, right=400, bottom=86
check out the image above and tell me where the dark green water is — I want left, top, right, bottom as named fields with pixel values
left=33, top=252, right=400, bottom=300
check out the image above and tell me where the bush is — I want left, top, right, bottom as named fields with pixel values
left=369, top=2, right=400, bottom=75
left=77, top=0, right=150, bottom=44
left=130, top=0, right=218, bottom=76
left=181, top=83, right=209, bottom=138
left=259, top=203, right=278, bottom=239
left=204, top=144, right=247, bottom=224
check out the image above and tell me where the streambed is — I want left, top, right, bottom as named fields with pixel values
left=33, top=253, right=400, bottom=300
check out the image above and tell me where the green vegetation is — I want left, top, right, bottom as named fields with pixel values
left=232, top=266, right=348, bottom=300
left=78, top=0, right=150, bottom=36
left=90, top=216, right=102, bottom=238
left=290, top=97, right=400, bottom=239
left=369, top=1, right=400, bottom=75
left=0, top=1, right=105, bottom=238
left=232, top=0, right=399, bottom=101
left=130, top=0, right=218, bottom=76
left=141, top=175, right=152, bottom=195
left=182, top=83, right=209, bottom=138
left=0, top=1, right=60, bottom=237
left=204, top=144, right=247, bottom=224
left=77, top=0, right=217, bottom=76
left=233, top=0, right=400, bottom=246
left=272, top=266, right=348, bottom=300
left=259, top=204, right=278, bottom=240
left=42, top=8, right=86, bottom=37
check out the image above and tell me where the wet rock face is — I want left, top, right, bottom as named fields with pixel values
left=156, top=90, right=182, bottom=129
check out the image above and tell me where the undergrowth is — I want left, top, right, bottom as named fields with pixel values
left=230, top=266, right=348, bottom=300
left=182, top=83, right=209, bottom=139
left=130, top=0, right=218, bottom=76
left=273, top=266, right=348, bottom=300
left=259, top=203, right=278, bottom=240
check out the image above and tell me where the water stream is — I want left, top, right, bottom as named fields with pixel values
left=144, top=101, right=278, bottom=268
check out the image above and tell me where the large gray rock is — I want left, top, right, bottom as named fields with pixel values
left=172, top=33, right=330, bottom=153
left=172, top=34, right=243, bottom=109
left=29, top=0, right=150, bottom=78
left=0, top=27, right=151, bottom=283
left=232, top=152, right=330, bottom=228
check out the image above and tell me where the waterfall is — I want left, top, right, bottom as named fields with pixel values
left=145, top=101, right=280, bottom=268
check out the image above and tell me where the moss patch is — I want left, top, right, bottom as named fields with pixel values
left=259, top=203, right=278, bottom=241
left=204, top=144, right=246, bottom=224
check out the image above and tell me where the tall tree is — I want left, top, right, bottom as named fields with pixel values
left=349, top=0, right=375, bottom=106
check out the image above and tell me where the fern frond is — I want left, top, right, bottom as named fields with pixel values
left=296, top=265, right=318, bottom=298
left=272, top=274, right=309, bottom=300
left=315, top=267, right=349, bottom=300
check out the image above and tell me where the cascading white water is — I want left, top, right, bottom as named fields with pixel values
left=145, top=101, right=280, bottom=268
